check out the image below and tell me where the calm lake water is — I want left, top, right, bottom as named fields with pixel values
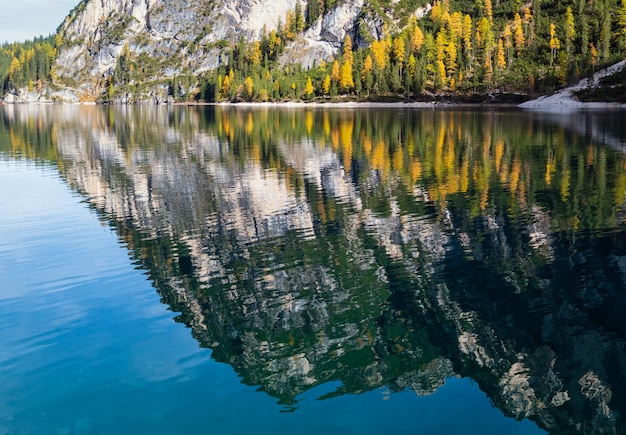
left=1, top=105, right=626, bottom=434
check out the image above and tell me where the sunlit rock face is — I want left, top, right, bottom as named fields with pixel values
left=279, top=0, right=365, bottom=68
left=4, top=105, right=626, bottom=433
left=56, top=0, right=301, bottom=99
left=54, top=0, right=305, bottom=99
left=52, top=0, right=397, bottom=99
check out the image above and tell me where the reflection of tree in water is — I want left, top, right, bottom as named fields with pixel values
left=2, top=104, right=626, bottom=433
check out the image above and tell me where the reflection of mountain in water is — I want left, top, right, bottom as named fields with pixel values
left=3, top=105, right=626, bottom=434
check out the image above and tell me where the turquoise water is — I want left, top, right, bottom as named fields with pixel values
left=0, top=159, right=542, bottom=434
left=4, top=105, right=626, bottom=434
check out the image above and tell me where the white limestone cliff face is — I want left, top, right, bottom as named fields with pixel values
left=279, top=0, right=365, bottom=68
left=7, top=0, right=431, bottom=101
left=56, top=0, right=157, bottom=77
left=54, top=0, right=308, bottom=98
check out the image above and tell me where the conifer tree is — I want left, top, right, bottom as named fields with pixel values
left=285, top=11, right=296, bottom=40
left=222, top=74, right=231, bottom=99
left=589, top=42, right=598, bottom=68
left=331, top=60, right=341, bottom=83
left=247, top=41, right=262, bottom=65
left=581, top=17, right=589, bottom=56
left=484, top=0, right=493, bottom=22
left=245, top=76, right=254, bottom=99
left=564, top=7, right=576, bottom=55
left=340, top=61, right=354, bottom=92
left=295, top=2, right=305, bottom=33
left=462, top=14, right=473, bottom=64
left=371, top=40, right=388, bottom=70
left=304, top=76, right=315, bottom=99
left=411, top=26, right=425, bottom=53
left=423, top=33, right=437, bottom=86
left=322, top=74, right=331, bottom=95
left=513, top=13, right=525, bottom=56
left=407, top=54, right=416, bottom=78
left=618, top=0, right=626, bottom=48
left=393, top=37, right=406, bottom=78
left=600, top=10, right=611, bottom=59
left=445, top=33, right=458, bottom=78
left=496, top=39, right=506, bottom=72
left=306, top=0, right=323, bottom=26
left=8, top=57, right=20, bottom=81
left=502, top=25, right=513, bottom=64
left=549, top=23, right=561, bottom=66
left=362, top=55, right=373, bottom=80
left=435, top=60, right=446, bottom=89
left=343, top=35, right=353, bottom=64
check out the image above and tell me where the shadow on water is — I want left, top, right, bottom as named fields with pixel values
left=2, top=104, right=626, bottom=433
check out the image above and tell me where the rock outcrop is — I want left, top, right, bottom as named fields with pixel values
left=518, top=59, right=626, bottom=110
left=279, top=0, right=365, bottom=68
left=53, top=0, right=306, bottom=100
left=42, top=0, right=410, bottom=101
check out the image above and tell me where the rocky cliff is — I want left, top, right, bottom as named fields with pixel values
left=48, top=0, right=392, bottom=102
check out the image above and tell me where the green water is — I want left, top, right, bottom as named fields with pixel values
left=2, top=104, right=626, bottom=434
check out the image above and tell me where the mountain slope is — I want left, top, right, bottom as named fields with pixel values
left=48, top=0, right=394, bottom=102
left=54, top=0, right=305, bottom=100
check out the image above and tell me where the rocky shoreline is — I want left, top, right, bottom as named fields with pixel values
left=519, top=59, right=626, bottom=110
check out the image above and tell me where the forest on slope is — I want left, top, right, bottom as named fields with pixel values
left=1, top=0, right=626, bottom=103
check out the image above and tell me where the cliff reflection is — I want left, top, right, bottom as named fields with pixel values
left=2, top=104, right=626, bottom=434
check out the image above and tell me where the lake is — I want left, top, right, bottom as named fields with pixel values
left=1, top=104, right=626, bottom=434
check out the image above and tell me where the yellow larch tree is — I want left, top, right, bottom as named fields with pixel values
left=484, top=53, right=493, bottom=84
left=496, top=39, right=506, bottom=71
left=304, top=76, right=315, bottom=99
left=343, top=34, right=353, bottom=64
left=513, top=13, right=525, bottom=56
left=268, top=30, right=281, bottom=57
left=430, top=1, right=444, bottom=23
left=362, top=54, right=373, bottom=80
left=340, top=61, right=354, bottom=92
left=411, top=26, right=424, bottom=53
left=564, top=6, right=576, bottom=54
left=444, top=32, right=458, bottom=77
left=340, top=35, right=354, bottom=92
left=322, top=74, right=331, bottom=94
left=393, top=36, right=406, bottom=75
left=247, top=41, right=262, bottom=65
left=484, top=0, right=493, bottom=22
left=476, top=17, right=495, bottom=75
left=435, top=29, right=447, bottom=63
left=371, top=40, right=389, bottom=70
left=8, top=57, right=21, bottom=81
left=589, top=42, right=598, bottom=67
left=435, top=60, right=447, bottom=89
left=244, top=76, right=254, bottom=99
left=331, top=60, right=341, bottom=83
left=448, top=12, right=464, bottom=36
left=549, top=23, right=561, bottom=66
left=284, top=10, right=296, bottom=40
left=221, top=74, right=231, bottom=98
left=522, top=6, right=534, bottom=44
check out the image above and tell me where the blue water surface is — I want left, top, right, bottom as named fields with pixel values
left=0, top=159, right=544, bottom=434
